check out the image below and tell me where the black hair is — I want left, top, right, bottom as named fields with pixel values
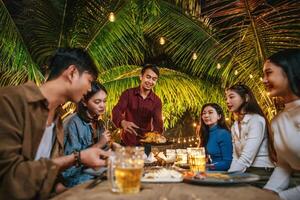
left=268, top=49, right=300, bottom=97
left=226, top=84, right=277, bottom=162
left=226, top=84, right=263, bottom=115
left=199, top=103, right=229, bottom=148
left=141, top=64, right=160, bottom=77
left=47, top=48, right=99, bottom=81
left=77, top=81, right=107, bottom=121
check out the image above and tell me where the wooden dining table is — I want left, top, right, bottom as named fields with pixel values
left=52, top=180, right=279, bottom=200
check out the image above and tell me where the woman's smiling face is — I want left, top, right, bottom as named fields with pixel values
left=263, top=60, right=291, bottom=98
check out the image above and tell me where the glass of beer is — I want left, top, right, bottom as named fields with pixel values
left=108, top=146, right=144, bottom=194
left=188, top=147, right=206, bottom=173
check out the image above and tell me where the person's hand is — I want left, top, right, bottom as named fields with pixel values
left=121, top=120, right=139, bottom=135
left=103, top=130, right=112, bottom=142
left=80, top=148, right=112, bottom=168
left=112, top=142, right=122, bottom=151
left=94, top=134, right=108, bottom=148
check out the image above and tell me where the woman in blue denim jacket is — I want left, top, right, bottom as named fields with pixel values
left=62, top=81, right=120, bottom=187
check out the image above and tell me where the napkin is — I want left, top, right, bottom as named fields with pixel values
left=144, top=152, right=157, bottom=163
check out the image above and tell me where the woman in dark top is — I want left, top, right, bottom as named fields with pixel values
left=198, top=103, right=232, bottom=171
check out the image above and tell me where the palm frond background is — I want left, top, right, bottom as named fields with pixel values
left=1, top=0, right=300, bottom=130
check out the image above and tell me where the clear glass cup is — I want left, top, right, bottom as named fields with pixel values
left=188, top=147, right=206, bottom=173
left=166, top=149, right=176, bottom=159
left=175, top=149, right=187, bottom=164
left=108, top=146, right=144, bottom=194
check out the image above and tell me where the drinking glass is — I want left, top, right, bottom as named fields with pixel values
left=188, top=147, right=206, bottom=173
left=108, top=147, right=144, bottom=194
left=175, top=149, right=187, bottom=164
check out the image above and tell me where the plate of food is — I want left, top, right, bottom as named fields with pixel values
left=140, top=132, right=173, bottom=145
left=183, top=171, right=260, bottom=185
left=142, top=167, right=183, bottom=183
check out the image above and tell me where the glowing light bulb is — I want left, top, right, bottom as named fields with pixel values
left=260, top=77, right=263, bottom=81
left=217, top=63, right=221, bottom=69
left=234, top=70, right=238, bottom=75
left=108, top=12, right=115, bottom=22
left=249, top=74, right=253, bottom=79
left=225, top=117, right=229, bottom=121
left=193, top=122, right=197, bottom=127
left=159, top=37, right=165, bottom=45
left=192, top=52, right=198, bottom=60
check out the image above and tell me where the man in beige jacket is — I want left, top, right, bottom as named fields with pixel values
left=0, top=48, right=109, bottom=199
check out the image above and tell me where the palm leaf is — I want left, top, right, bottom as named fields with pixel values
left=0, top=0, right=42, bottom=86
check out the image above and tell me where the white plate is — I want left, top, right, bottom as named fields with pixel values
left=141, top=176, right=183, bottom=183
left=142, top=168, right=183, bottom=183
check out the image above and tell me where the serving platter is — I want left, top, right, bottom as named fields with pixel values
left=183, top=172, right=260, bottom=185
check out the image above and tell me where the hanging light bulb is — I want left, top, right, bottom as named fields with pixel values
left=217, top=63, right=221, bottom=69
left=192, top=52, right=198, bottom=60
left=192, top=137, right=194, bottom=141
left=178, top=139, right=181, bottom=144
left=193, top=122, right=197, bottom=127
left=249, top=74, right=253, bottom=79
left=234, top=70, right=238, bottom=75
left=159, top=37, right=165, bottom=45
left=260, top=77, right=263, bottom=81
left=108, top=12, right=115, bottom=22
left=225, top=117, right=229, bottom=121
left=183, top=138, right=186, bottom=143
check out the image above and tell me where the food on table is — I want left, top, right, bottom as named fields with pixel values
left=143, top=168, right=183, bottom=180
left=194, top=172, right=230, bottom=180
left=183, top=171, right=230, bottom=180
left=140, top=132, right=167, bottom=144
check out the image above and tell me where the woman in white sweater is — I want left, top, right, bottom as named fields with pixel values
left=263, top=49, right=300, bottom=200
left=225, top=84, right=276, bottom=180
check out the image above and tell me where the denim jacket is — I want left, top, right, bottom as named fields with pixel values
left=62, top=113, right=105, bottom=187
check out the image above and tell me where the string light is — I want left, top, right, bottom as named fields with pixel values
left=192, top=52, right=198, bottom=60
left=183, top=138, right=186, bottom=143
left=234, top=70, right=238, bottom=75
left=225, top=117, right=229, bottom=121
left=217, top=63, right=221, bottom=69
left=108, top=12, right=115, bottom=22
left=193, top=122, right=197, bottom=127
left=249, top=74, right=253, bottom=79
left=260, top=77, right=263, bottom=81
left=159, top=37, right=166, bottom=45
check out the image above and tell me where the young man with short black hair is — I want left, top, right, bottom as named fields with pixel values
left=0, top=48, right=109, bottom=199
left=112, top=64, right=164, bottom=146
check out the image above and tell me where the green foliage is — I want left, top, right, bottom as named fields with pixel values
left=1, top=0, right=300, bottom=129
